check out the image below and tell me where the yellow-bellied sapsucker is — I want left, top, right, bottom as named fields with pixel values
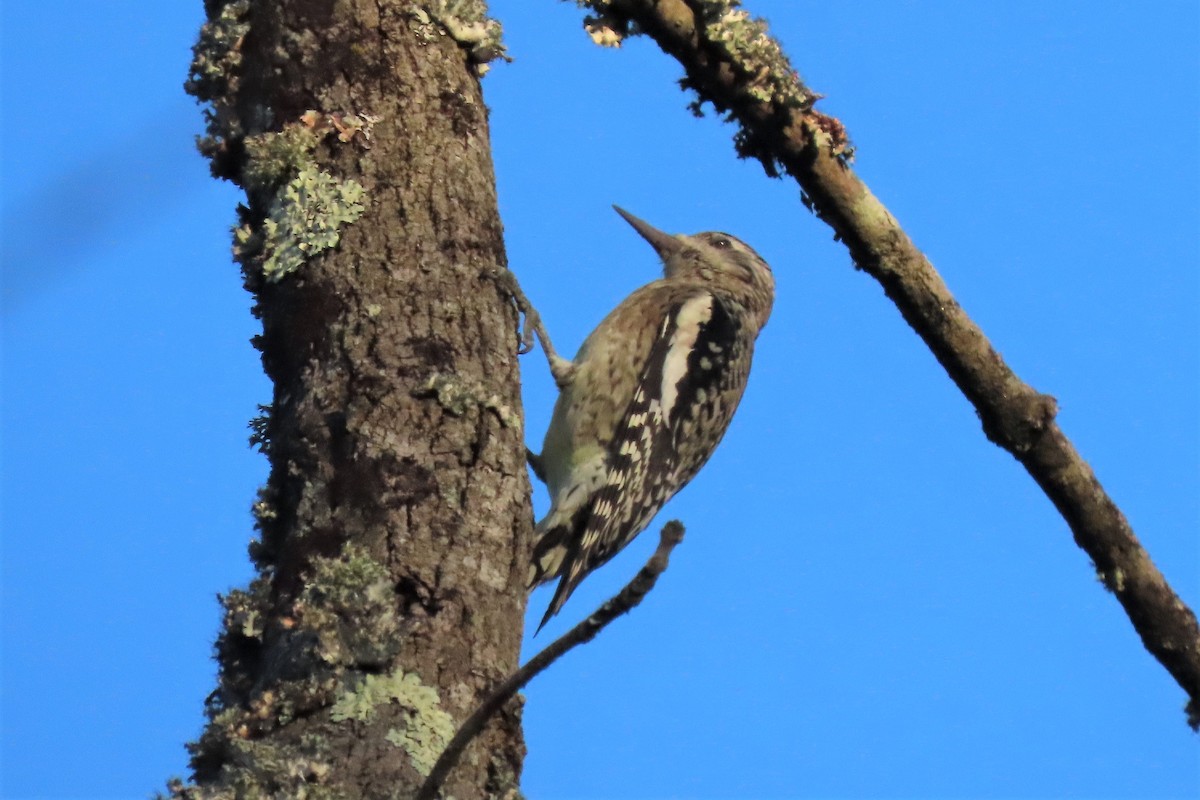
left=527, top=206, right=775, bottom=631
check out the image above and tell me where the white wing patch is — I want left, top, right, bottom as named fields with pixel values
left=660, top=293, right=713, bottom=422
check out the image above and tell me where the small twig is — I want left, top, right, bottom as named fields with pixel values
left=416, top=521, right=686, bottom=800
left=488, top=267, right=575, bottom=386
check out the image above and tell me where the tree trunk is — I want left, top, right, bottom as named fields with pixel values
left=180, top=1, right=528, bottom=797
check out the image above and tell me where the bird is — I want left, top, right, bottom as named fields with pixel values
left=526, top=205, right=775, bottom=632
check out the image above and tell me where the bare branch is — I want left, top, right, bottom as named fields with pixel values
left=578, top=0, right=1200, bottom=724
left=417, top=521, right=686, bottom=800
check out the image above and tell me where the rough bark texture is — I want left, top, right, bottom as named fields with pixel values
left=180, top=1, right=528, bottom=797
left=584, top=0, right=1200, bottom=723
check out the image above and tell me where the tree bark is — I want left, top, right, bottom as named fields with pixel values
left=180, top=1, right=528, bottom=796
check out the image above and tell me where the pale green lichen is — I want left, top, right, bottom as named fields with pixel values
left=573, top=0, right=852, bottom=166
left=416, top=372, right=520, bottom=430
left=185, top=0, right=250, bottom=95
left=330, top=669, right=455, bottom=777
left=300, top=547, right=400, bottom=666
left=220, top=577, right=271, bottom=641
left=571, top=0, right=811, bottom=109
left=698, top=2, right=811, bottom=110
left=234, top=114, right=378, bottom=280
left=414, top=0, right=509, bottom=73
left=243, top=126, right=320, bottom=191
left=188, top=7, right=375, bottom=282
left=185, top=0, right=251, bottom=164
left=260, top=168, right=366, bottom=282
left=164, top=732, right=337, bottom=800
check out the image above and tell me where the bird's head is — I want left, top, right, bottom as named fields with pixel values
left=613, top=205, right=775, bottom=332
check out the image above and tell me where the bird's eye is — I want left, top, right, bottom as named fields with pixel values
left=712, top=237, right=731, bottom=249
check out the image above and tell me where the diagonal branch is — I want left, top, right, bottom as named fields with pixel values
left=416, top=521, right=686, bottom=800
left=576, top=0, right=1200, bottom=725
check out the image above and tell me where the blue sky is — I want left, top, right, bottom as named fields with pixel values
left=2, top=2, right=1198, bottom=798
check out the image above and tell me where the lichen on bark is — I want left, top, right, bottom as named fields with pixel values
left=176, top=1, right=530, bottom=797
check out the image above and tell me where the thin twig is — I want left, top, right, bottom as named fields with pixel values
left=577, top=0, right=1200, bottom=725
left=416, top=521, right=686, bottom=800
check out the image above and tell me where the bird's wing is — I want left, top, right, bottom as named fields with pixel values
left=536, top=290, right=744, bottom=631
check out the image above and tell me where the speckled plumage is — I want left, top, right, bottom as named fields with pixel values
left=528, top=207, right=775, bottom=631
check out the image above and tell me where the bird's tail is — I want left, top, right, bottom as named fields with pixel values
left=528, top=508, right=590, bottom=634
left=534, top=561, right=586, bottom=634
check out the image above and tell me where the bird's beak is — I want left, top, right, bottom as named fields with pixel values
left=613, top=205, right=683, bottom=259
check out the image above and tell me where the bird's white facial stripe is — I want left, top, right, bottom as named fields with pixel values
left=661, top=294, right=713, bottom=417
